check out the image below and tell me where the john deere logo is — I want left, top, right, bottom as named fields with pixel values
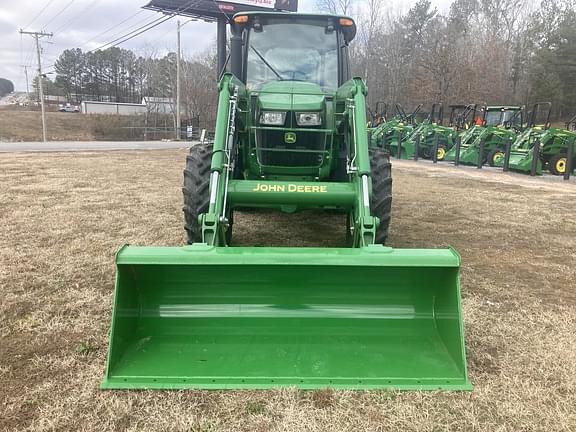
left=284, top=132, right=296, bottom=144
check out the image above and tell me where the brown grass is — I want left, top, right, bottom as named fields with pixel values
left=0, top=109, right=150, bottom=141
left=0, top=151, right=575, bottom=431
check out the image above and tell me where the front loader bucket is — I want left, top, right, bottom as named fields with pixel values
left=102, top=245, right=471, bottom=390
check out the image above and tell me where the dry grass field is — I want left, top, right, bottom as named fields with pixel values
left=1, top=150, right=575, bottom=431
left=0, top=109, right=152, bottom=142
left=0, top=109, right=93, bottom=141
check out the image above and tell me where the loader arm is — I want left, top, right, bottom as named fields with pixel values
left=337, top=77, right=378, bottom=246
left=200, top=74, right=245, bottom=246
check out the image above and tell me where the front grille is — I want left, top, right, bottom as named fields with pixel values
left=256, top=129, right=328, bottom=167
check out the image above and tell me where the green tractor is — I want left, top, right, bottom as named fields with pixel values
left=444, top=105, right=523, bottom=166
left=498, top=106, right=576, bottom=175
left=448, top=104, right=478, bottom=131
left=368, top=101, right=388, bottom=127
left=102, top=12, right=470, bottom=391
left=371, top=103, right=422, bottom=152
left=399, top=103, right=459, bottom=161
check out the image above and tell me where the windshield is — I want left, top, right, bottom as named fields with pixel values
left=247, top=20, right=338, bottom=91
left=502, top=110, right=521, bottom=126
left=485, top=109, right=520, bottom=126
left=484, top=111, right=503, bottom=126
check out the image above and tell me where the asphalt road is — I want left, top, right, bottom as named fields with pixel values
left=0, top=140, right=197, bottom=153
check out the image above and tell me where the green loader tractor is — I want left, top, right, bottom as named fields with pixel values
left=400, top=103, right=458, bottom=161
left=448, top=104, right=477, bottom=131
left=444, top=105, right=523, bottom=166
left=102, top=12, right=471, bottom=391
left=372, top=103, right=422, bottom=155
left=499, top=107, right=576, bottom=175
left=368, top=101, right=388, bottom=127
left=502, top=127, right=576, bottom=175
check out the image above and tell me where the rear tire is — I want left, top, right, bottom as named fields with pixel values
left=370, top=148, right=393, bottom=244
left=548, top=153, right=568, bottom=175
left=182, top=144, right=212, bottom=244
left=436, top=144, right=447, bottom=161
left=487, top=148, right=505, bottom=167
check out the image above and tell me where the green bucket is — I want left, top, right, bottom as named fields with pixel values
left=102, top=245, right=471, bottom=390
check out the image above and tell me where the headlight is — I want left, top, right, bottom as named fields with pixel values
left=296, top=112, right=321, bottom=126
left=260, top=111, right=286, bottom=126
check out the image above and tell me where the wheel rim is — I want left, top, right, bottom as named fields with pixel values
left=556, top=158, right=567, bottom=174
left=437, top=147, right=446, bottom=160
left=493, top=151, right=504, bottom=164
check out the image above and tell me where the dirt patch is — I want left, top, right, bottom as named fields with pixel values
left=0, top=150, right=575, bottom=431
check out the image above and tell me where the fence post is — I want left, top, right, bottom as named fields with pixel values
left=414, top=133, right=420, bottom=161
left=564, top=137, right=575, bottom=181
left=503, top=140, right=512, bottom=172
left=432, top=134, right=439, bottom=164
left=477, top=138, right=485, bottom=169
left=454, top=135, right=461, bottom=166
left=396, top=132, right=403, bottom=160
left=530, top=139, right=540, bottom=176
left=454, top=135, right=462, bottom=166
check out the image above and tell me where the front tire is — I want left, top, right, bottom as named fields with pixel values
left=182, top=144, right=212, bottom=244
left=370, top=148, right=393, bottom=244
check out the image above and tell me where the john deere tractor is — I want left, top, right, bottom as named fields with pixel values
left=448, top=104, right=477, bottom=131
left=400, top=103, right=458, bottom=160
left=102, top=12, right=470, bottom=391
left=444, top=105, right=523, bottom=165
left=498, top=106, right=576, bottom=175
left=370, top=103, right=422, bottom=153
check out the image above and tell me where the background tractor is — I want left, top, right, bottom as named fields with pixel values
left=448, top=104, right=477, bottom=131
left=400, top=103, right=459, bottom=161
left=102, top=12, right=470, bottom=391
left=498, top=105, right=576, bottom=175
left=444, top=105, right=523, bottom=165
left=370, top=103, right=422, bottom=153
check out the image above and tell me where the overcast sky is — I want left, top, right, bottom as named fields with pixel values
left=0, top=0, right=452, bottom=92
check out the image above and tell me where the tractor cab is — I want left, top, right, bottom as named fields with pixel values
left=482, top=106, right=523, bottom=128
left=231, top=13, right=355, bottom=89
left=229, top=13, right=357, bottom=180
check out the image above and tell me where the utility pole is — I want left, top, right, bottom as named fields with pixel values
left=176, top=19, right=181, bottom=140
left=20, top=29, right=52, bottom=143
left=22, top=65, right=30, bottom=99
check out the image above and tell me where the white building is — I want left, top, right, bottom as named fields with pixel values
left=81, top=100, right=147, bottom=115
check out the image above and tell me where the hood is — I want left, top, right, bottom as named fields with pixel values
left=257, top=81, right=326, bottom=112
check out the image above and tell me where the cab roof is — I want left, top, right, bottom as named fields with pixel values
left=232, top=11, right=356, bottom=42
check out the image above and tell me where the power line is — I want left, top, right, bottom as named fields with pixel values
left=88, top=15, right=174, bottom=53
left=86, top=12, right=158, bottom=48
left=87, top=0, right=199, bottom=51
left=42, top=14, right=162, bottom=72
left=44, top=0, right=199, bottom=73
left=23, top=0, right=56, bottom=30
left=42, top=0, right=76, bottom=30
left=53, top=0, right=103, bottom=35
left=81, top=9, right=145, bottom=46
left=41, top=15, right=171, bottom=73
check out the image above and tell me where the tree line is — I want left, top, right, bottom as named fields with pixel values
left=39, top=46, right=217, bottom=125
left=345, top=0, right=576, bottom=119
